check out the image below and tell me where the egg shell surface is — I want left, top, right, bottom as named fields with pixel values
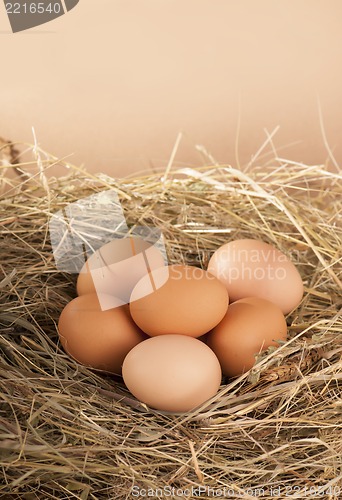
left=206, top=296, right=287, bottom=377
left=77, top=236, right=166, bottom=306
left=122, top=334, right=222, bottom=412
left=58, top=293, right=147, bottom=374
left=129, top=264, right=229, bottom=337
left=207, top=238, right=303, bottom=314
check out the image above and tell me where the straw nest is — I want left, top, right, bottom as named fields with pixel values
left=0, top=138, right=341, bottom=499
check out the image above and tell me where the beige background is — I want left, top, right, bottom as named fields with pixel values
left=1, top=0, right=341, bottom=179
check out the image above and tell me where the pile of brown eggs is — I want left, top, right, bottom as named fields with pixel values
left=58, top=238, right=303, bottom=412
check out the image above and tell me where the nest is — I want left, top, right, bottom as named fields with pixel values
left=1, top=139, right=342, bottom=499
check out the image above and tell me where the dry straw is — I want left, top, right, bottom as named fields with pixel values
left=0, top=137, right=341, bottom=499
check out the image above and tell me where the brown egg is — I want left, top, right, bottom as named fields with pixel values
left=76, top=236, right=166, bottom=308
left=129, top=264, right=229, bottom=337
left=122, top=334, right=222, bottom=412
left=58, top=293, right=147, bottom=374
left=207, top=239, right=303, bottom=314
left=206, top=297, right=287, bottom=377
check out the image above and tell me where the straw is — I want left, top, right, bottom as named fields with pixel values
left=0, top=138, right=341, bottom=499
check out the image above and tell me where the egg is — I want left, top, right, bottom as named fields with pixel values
left=122, top=334, right=222, bottom=412
left=129, top=264, right=229, bottom=337
left=76, top=236, right=166, bottom=309
left=207, top=238, right=303, bottom=314
left=58, top=293, right=147, bottom=374
left=206, top=297, right=287, bottom=377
